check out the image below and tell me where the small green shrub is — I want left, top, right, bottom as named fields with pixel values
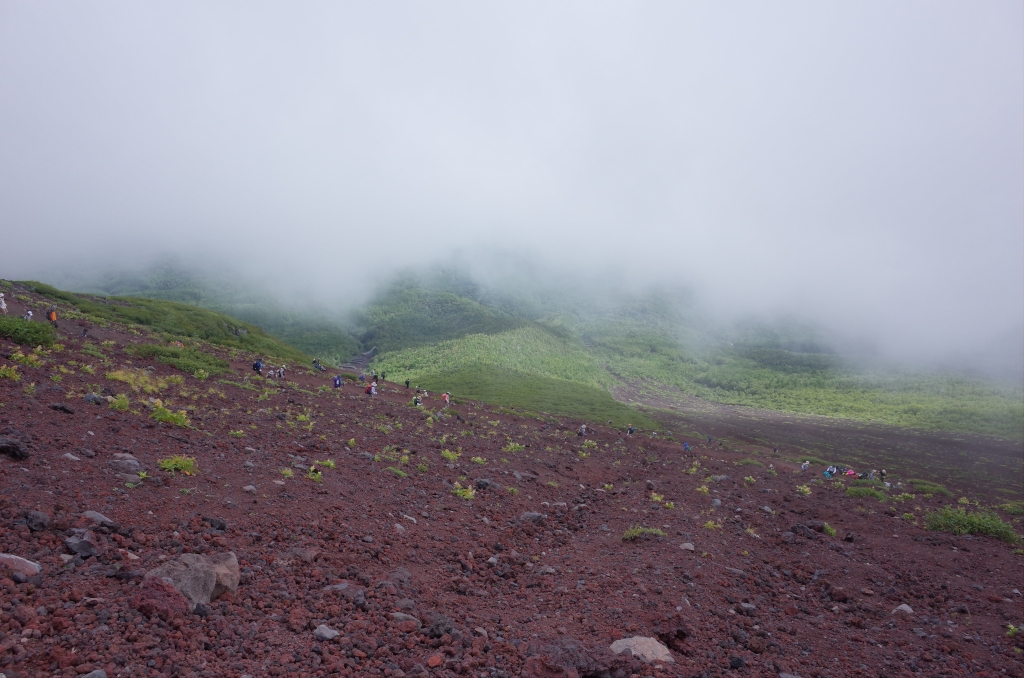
left=506, top=487, right=519, bottom=495
left=109, top=394, right=130, bottom=412
left=924, top=506, right=1020, bottom=543
left=846, top=487, right=886, bottom=501
left=385, top=466, right=408, bottom=477
left=850, top=478, right=884, bottom=487
left=823, top=523, right=837, bottom=537
left=416, top=463, right=429, bottom=473
left=150, top=406, right=190, bottom=427
left=0, top=317, right=55, bottom=347
left=736, top=459, right=764, bottom=467
left=315, top=459, right=336, bottom=469
left=796, top=485, right=811, bottom=496
left=996, top=501, right=1024, bottom=516
left=581, top=439, right=597, bottom=450
left=451, top=482, right=476, bottom=499
left=158, top=455, right=197, bottom=476
left=10, top=350, right=44, bottom=368
left=229, top=430, right=244, bottom=438
left=502, top=442, right=526, bottom=453
left=280, top=468, right=294, bottom=478
left=306, top=467, right=323, bottom=482
left=622, top=525, right=666, bottom=541
left=440, top=449, right=460, bottom=462
left=908, top=479, right=953, bottom=497
left=0, top=365, right=20, bottom=381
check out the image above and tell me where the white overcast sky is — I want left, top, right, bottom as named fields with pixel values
left=1, top=2, right=1021, bottom=368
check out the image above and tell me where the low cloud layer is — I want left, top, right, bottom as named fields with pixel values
left=1, top=3, right=1021, bottom=375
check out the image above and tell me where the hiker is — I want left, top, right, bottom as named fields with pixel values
left=0, top=293, right=6, bottom=315
left=370, top=382, right=377, bottom=397
left=333, top=375, right=342, bottom=388
left=683, top=442, right=690, bottom=452
left=359, top=373, right=365, bottom=382
left=405, top=379, right=410, bottom=389
left=413, top=395, right=422, bottom=407
left=252, top=359, right=263, bottom=375
left=80, top=327, right=88, bottom=337
left=626, top=424, right=636, bottom=437
left=313, top=358, right=326, bottom=372
left=372, top=370, right=378, bottom=381
left=577, top=424, right=587, bottom=437
left=278, top=366, right=285, bottom=379
left=381, top=371, right=386, bottom=382
left=364, top=383, right=372, bottom=396
left=442, top=392, right=450, bottom=408
left=707, top=435, right=713, bottom=444
left=800, top=461, right=810, bottom=471
left=46, top=306, right=58, bottom=328
left=22, top=310, right=33, bottom=321
left=879, top=469, right=887, bottom=483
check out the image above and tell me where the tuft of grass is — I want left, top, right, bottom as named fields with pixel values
left=736, top=458, right=764, bottom=467
left=280, top=468, right=293, bottom=478
left=622, top=525, right=666, bottom=541
left=109, top=393, right=130, bottom=412
left=315, top=459, right=336, bottom=469
left=416, top=463, right=429, bottom=473
left=996, top=501, right=1024, bottom=516
left=0, top=316, right=55, bottom=347
left=150, top=406, right=191, bottom=427
left=796, top=484, right=811, bottom=496
left=0, top=365, right=20, bottom=381
left=892, top=493, right=916, bottom=502
left=106, top=368, right=183, bottom=394
left=229, top=430, right=244, bottom=438
left=695, top=485, right=709, bottom=494
left=581, top=439, right=597, bottom=450
left=385, top=466, right=408, bottom=477
left=470, top=456, right=487, bottom=465
left=850, top=478, right=884, bottom=487
left=506, top=486, right=519, bottom=495
left=924, top=506, right=1020, bottom=544
left=124, top=343, right=230, bottom=378
left=440, top=449, right=460, bottom=462
left=305, top=467, right=323, bottom=482
left=743, top=476, right=756, bottom=484
left=451, top=482, right=476, bottom=500
left=158, top=455, right=197, bottom=476
left=703, top=520, right=721, bottom=530
left=546, top=480, right=559, bottom=488
left=10, top=350, right=45, bottom=368
left=907, top=479, right=953, bottom=497
left=846, top=487, right=886, bottom=501
left=823, top=523, right=837, bottom=537
left=650, top=492, right=664, bottom=502
left=502, top=442, right=526, bottom=453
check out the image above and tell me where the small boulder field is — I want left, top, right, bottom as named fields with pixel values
left=0, top=285, right=1021, bottom=678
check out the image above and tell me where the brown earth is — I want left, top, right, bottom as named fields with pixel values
left=1, top=288, right=1023, bottom=678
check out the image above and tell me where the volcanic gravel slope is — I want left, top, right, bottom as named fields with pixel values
left=0, top=289, right=1022, bottom=678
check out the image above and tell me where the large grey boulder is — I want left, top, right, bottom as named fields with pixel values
left=609, top=636, right=674, bottom=664
left=0, top=553, right=42, bottom=576
left=143, top=552, right=240, bottom=610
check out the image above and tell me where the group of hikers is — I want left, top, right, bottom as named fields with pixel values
left=1, top=294, right=60, bottom=328
left=799, top=459, right=886, bottom=482
left=251, top=359, right=286, bottom=379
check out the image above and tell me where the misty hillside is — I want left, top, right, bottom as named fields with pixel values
left=51, top=266, right=1024, bottom=440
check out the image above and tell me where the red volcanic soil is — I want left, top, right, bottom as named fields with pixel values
left=1, top=289, right=1022, bottom=678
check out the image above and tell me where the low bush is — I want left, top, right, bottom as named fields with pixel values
left=150, top=406, right=190, bottom=427
left=846, top=487, right=886, bottom=501
left=622, top=526, right=666, bottom=541
left=0, top=317, right=55, bottom=347
left=158, top=455, right=198, bottom=476
left=125, top=343, right=229, bottom=377
left=736, top=459, right=764, bottom=466
left=850, top=478, right=884, bottom=487
left=907, top=479, right=953, bottom=497
left=925, top=506, right=1020, bottom=544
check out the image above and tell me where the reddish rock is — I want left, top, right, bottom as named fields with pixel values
left=131, top=577, right=190, bottom=621
left=427, top=654, right=444, bottom=668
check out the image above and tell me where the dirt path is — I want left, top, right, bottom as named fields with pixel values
left=613, top=381, right=1024, bottom=500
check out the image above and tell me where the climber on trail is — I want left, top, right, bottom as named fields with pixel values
left=47, top=306, right=58, bottom=328
left=442, top=392, right=450, bottom=408
left=252, top=359, right=263, bottom=375
left=405, top=379, right=410, bottom=389
left=577, top=424, right=587, bottom=437
left=333, top=375, right=342, bottom=388
left=0, top=293, right=7, bottom=316
left=626, top=424, right=636, bottom=437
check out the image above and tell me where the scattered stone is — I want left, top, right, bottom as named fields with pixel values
left=83, top=393, right=105, bottom=405
left=118, top=473, right=143, bottom=484
left=131, top=576, right=190, bottom=621
left=762, top=505, right=774, bottom=514
left=62, top=452, right=81, bottom=461
left=50, top=402, right=75, bottom=414
left=80, top=671, right=108, bottom=678
left=729, top=656, right=746, bottom=669
left=609, top=636, right=674, bottom=664
left=680, top=543, right=695, bottom=551
left=64, top=529, right=104, bottom=558
left=739, top=602, right=757, bottom=614
left=203, top=516, right=227, bottom=530
left=861, top=588, right=874, bottom=596
left=725, top=567, right=746, bottom=578
left=362, top=535, right=374, bottom=543
left=425, top=612, right=454, bottom=638
left=242, top=484, right=257, bottom=494
left=108, top=457, right=141, bottom=474
left=646, top=480, right=655, bottom=490
left=536, top=565, right=557, bottom=575
left=82, top=511, right=118, bottom=528
left=0, top=553, right=42, bottom=576
left=779, top=673, right=804, bottom=678
left=475, top=478, right=499, bottom=490
left=711, top=498, right=722, bottom=507
left=781, top=531, right=795, bottom=543
left=893, top=604, right=914, bottom=615
left=520, top=512, right=547, bottom=524
left=427, top=654, right=444, bottom=668
left=242, top=460, right=255, bottom=471
left=80, top=448, right=96, bottom=458
left=26, top=510, right=51, bottom=531
left=843, top=532, right=856, bottom=542
left=0, top=435, right=30, bottom=459
left=314, top=624, right=340, bottom=641
left=143, top=552, right=240, bottom=610
left=394, top=523, right=406, bottom=535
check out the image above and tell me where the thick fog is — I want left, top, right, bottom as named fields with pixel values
left=1, top=3, right=1021, bottom=375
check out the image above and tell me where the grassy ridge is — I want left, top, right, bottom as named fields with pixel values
left=412, top=364, right=660, bottom=429
left=18, top=281, right=310, bottom=364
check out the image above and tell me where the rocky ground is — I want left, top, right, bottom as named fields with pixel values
left=1, top=287, right=1022, bottom=678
